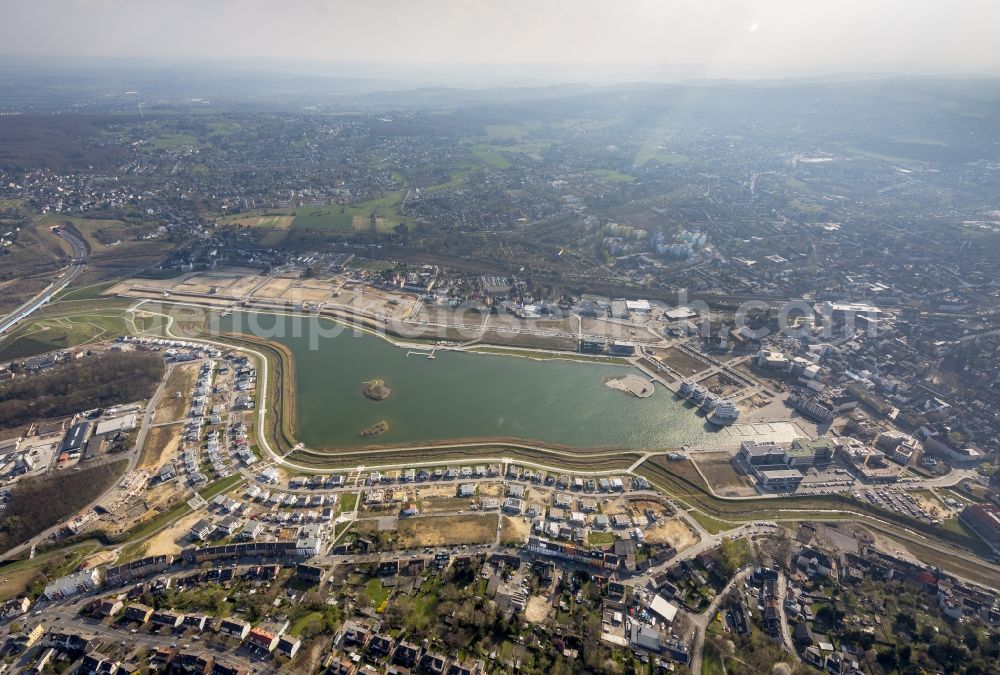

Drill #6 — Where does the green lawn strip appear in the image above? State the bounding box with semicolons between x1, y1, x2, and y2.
288;444;639;473
290;610;327;637
634;459;991;556
587;531;616;546
198;474;244;501
1;539;103;575
113;502;192;544
688;511;732;535
52;281;118;302
365;578;391;608
338;492;359;513
590;168;635;183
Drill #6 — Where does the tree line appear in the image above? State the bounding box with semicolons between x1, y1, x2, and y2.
0;351;164;430
0;459;127;553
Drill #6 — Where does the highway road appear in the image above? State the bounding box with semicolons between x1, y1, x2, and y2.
0;226;88;336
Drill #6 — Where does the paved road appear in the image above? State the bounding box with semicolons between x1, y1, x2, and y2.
126;299;1000;586
0;227;87;335
0;353;181;564
775;568;799;661
687;567;751;675
19;596;267;674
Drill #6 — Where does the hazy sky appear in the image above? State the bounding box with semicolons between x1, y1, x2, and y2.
4;0;999;79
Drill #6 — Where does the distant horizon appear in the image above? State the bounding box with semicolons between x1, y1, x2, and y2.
3;53;1000;90
4;0;1000;83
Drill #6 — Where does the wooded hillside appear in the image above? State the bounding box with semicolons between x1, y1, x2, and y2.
0;351;164;430
0;459;127;552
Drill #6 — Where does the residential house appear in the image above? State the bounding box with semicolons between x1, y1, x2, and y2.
219;618;251;640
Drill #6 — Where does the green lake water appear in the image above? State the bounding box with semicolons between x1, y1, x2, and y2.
222;313;719;449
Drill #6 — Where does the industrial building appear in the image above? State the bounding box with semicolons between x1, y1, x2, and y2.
59;422;91;455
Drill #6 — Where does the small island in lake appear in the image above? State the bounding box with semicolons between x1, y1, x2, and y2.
360;419;390;437
362;378;392;401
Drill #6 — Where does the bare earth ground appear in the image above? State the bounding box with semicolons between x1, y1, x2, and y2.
139;424;184;471
499;516;530;545
220;215;294;229
627;498;672;517
255;277;295;298
524;596;550;623
153;362;201;424
644;518;699;550
0;567;45;602
652;347;707;376
142;479;192;515
418;497;477;514
396;514;499;547
79;550;118;569
694;452;758;497
102;480;190;538
143;509;205;557
415;484;466;499
697;373;743;397
479;483;503;498
280;282;331;304
913;491;947;520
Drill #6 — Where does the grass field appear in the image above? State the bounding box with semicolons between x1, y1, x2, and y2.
53;280;118;302
218;214;295;229
695;453;754;497
0;298;132;360
634;147;689;166
365;578;391;608
291;193;412;232
484;124;535;140
470;145;512;169
258;229;288;246
590;168;635;183
688;511;733;535
789;197;824;214
148;133;199;149
587;531;616;546
338;492;359;514
0;540;102;601
702;645;725;675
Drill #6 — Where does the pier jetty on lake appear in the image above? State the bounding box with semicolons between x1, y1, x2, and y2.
604;374;655;398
